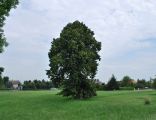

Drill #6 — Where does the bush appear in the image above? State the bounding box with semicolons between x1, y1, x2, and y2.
144;97;151;105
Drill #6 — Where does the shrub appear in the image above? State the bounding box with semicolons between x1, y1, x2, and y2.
144;97;151;105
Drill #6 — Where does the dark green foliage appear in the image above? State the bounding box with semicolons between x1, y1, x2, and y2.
0;67;4;88
3;76;9;88
106;75;119;90
0;75;3;88
0;67;4;74
120;76;134;87
47;21;101;99
153;78;156;89
95;79;106;90
146;80;152;88
23;80;53;90
135;79;146;89
0;0;19;53
0;67;10;89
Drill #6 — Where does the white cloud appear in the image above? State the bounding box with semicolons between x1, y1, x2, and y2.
0;0;156;82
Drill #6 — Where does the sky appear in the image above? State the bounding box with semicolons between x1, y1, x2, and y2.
0;0;156;82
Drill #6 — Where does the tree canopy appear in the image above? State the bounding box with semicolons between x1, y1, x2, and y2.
121;76;133;87
47;21;101;99
0;0;19;53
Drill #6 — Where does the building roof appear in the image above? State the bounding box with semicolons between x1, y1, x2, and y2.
10;80;20;85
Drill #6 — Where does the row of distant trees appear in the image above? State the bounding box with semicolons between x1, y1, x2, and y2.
95;75;156;91
0;67;53;90
23;80;53;90
22;75;156;91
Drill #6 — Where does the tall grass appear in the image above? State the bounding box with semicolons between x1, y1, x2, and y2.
0;90;156;120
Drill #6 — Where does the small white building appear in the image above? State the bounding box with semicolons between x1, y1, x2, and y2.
10;80;21;90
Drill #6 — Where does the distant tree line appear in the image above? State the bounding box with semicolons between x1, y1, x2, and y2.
22;80;53;90
0;68;53;90
95;75;156;91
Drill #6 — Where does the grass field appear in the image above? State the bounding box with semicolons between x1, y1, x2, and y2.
0;90;156;120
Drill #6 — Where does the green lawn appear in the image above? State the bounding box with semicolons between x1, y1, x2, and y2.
0;90;156;120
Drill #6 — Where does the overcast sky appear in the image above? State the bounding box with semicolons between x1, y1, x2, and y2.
0;0;156;82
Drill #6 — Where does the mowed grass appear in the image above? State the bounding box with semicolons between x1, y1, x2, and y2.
0;90;156;120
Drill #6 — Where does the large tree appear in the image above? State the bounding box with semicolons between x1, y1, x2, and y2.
47;21;101;99
0;0;19;53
